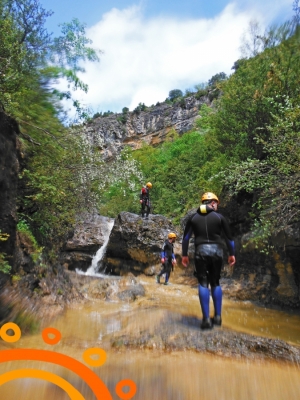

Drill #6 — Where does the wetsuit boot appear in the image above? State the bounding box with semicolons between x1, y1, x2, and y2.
164;273;169;285
211;286;222;326
198;285;212;329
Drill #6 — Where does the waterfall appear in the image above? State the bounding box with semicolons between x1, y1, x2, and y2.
76;220;114;277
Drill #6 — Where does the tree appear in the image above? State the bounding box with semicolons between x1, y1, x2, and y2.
208;72;227;88
239;20;264;58
0;0;100;120
168;89;183;101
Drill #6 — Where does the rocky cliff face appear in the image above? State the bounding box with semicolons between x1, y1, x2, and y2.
219;193;300;308
81;95;209;160
0;112;20;279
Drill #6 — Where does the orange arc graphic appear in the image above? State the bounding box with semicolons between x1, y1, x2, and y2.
0;349;113;400
0;369;85;400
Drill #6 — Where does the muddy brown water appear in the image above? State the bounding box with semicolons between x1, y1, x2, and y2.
0;276;300;399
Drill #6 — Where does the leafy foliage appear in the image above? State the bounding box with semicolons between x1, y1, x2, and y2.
96;147;145;217
0;0;100;119
168;89;183;101
131;126;223;223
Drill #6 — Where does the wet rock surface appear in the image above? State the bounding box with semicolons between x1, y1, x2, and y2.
68;272;146;302
102;212;181;276
60;214;114;271
65;272;300;365
110;310;300;364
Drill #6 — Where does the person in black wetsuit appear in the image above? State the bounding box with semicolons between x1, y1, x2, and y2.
156;232;177;285
181;192;236;330
140;182;152;218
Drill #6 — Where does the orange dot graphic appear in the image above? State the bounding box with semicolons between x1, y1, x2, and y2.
0;322;21;343
0;369;84;400
0;324;137;399
42;327;62;345
0;349;113;399
83;347;107;367
115;379;137;400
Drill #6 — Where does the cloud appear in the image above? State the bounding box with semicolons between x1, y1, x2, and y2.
68;0;292;114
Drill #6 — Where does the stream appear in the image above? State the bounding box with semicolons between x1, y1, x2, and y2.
0;275;300;400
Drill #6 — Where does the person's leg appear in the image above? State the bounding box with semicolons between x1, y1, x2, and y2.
195;248;212;329
164;272;169;284
145;202;150;218
197;280;210;319
164;261;172;285
141;201;145;218
156;262;167;283
209;252;223;326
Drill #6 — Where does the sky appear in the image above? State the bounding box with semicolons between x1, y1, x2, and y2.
40;0;294;116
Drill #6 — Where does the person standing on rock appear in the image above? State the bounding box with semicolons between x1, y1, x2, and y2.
156;232;177;285
181;192;236;330
140;182;152;218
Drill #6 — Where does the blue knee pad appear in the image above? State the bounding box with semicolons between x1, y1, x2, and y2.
198;284;210;319
211;286;222;316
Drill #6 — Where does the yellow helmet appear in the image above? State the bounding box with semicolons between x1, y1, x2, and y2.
201;192;219;204
168;232;177;239
146;182;152;189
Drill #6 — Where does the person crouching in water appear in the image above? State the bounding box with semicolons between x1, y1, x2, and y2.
181;192;236;330
156;232;177;285
140;182;152;218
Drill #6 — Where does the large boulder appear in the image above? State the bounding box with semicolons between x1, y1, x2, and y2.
60;214;114;272
102;212;181;276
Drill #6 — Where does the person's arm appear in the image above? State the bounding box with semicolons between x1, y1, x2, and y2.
221;215;236;266
161;242;166;264
182;218;193;267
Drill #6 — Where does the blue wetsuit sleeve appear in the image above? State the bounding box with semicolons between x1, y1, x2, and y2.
224;237;235;256
161;241;166;258
182;218;193;256
221;215;235;256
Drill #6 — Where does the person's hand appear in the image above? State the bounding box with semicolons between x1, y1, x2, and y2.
182;256;189;267
172;259;177;265
161;258;165;264
228;255;236;266
140;200;143;204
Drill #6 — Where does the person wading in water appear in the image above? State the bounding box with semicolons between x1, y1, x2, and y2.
156;232;177;285
181;192;236;330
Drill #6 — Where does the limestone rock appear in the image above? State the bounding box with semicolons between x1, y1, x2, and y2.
80;95;209;161
102;212;181;276
60;214;114;271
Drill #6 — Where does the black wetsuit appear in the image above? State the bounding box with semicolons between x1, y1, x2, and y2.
157;239;175;282
182;205;235;287
140;186;151;217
